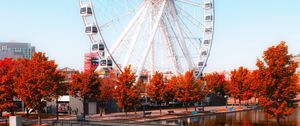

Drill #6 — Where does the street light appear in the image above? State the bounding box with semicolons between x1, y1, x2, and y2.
224;95;228;109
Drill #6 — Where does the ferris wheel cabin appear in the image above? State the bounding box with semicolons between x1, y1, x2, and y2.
198;62;204;67
92;43;105;52
205;15;213;22
203;40;210;45
85;25;98;35
80;5;92;16
205;27;213;33
204;2;213;9
201;50;208;56
100;58;113;67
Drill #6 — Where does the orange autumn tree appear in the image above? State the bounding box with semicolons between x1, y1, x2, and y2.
14;52;65;125
256;41;300;124
146;72;165;115
176;70;203;111
0;58;19;115
203;72;228;96
228;67;252;105
97;71;116;117
249;70;263;104
114;66;140;116
69;68;101;119
163;76;179;104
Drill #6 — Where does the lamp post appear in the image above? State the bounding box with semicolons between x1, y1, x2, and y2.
224;95;228;108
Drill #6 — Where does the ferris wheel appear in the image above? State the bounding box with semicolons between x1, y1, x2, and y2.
79;0;215;79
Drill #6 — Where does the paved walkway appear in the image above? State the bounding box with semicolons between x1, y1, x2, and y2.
84;105;245;122
4;105;252;125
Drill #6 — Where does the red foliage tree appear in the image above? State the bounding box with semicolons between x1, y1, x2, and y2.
97;72;116;117
0;58;19;115
249;70;263;104
14;52;65;125
69;68;101;119
228;67;252;105
146;72;165;114
256;42;300;124
163;76;179;103
203;72;228;96
114;66;140;116
176;71;203;111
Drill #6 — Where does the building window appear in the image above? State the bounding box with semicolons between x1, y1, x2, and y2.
15;48;21;52
1;46;7;51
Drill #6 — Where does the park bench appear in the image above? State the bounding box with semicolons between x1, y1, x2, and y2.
168;110;175;114
76;114;84;121
144;112;152;117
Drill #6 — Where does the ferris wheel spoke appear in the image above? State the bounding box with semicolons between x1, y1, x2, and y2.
177;14;201;53
169;1;194;69
175;0;204;8
177;5;205;29
100;3;143;29
136;0;167;80
109;2;149;55
159;19;182;75
122;4;149;69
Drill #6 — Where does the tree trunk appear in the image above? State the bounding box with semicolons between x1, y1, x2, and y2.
159;102;162;115
56;98;59;120
234;99;236;106
38;111;42;126
143;105;145;118
124;106;127;117
276;116;281;126
26;108;29;118
10;108;15;116
185;102;188;112
100;102;104;117
83;95;86;121
239;99;241;106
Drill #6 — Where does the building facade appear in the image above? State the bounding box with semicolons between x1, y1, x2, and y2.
84;52;98;73
0;42;35;59
294;54;300;73
0;42;35;112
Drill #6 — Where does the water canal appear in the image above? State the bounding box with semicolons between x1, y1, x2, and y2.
151;107;300;126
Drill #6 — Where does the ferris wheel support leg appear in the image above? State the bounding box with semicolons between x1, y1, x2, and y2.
150;41;155;77
109;2;149;55
169;1;194;70
136;0;167;81
150;3;155;78
122;5;149;69
159;20;181;75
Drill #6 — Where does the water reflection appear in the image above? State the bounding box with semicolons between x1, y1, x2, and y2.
156;107;300;126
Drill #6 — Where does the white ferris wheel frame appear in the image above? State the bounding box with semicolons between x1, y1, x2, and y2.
79;0;215;80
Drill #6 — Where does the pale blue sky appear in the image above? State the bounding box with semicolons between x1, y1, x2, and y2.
0;0;299;72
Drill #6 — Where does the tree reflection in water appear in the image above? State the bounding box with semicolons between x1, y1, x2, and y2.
156;108;300;126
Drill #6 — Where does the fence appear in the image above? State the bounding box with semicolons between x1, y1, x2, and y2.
50;120;167;126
